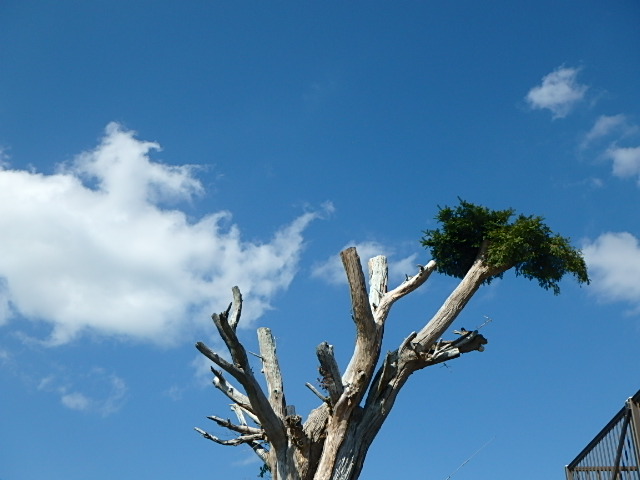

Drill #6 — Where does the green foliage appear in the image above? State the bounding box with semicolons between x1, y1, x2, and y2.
421;199;590;294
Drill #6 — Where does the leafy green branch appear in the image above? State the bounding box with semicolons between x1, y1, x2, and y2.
421;199;589;294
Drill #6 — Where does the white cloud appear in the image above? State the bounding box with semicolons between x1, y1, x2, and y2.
0;123;324;345
581;114;629;148
389;253;420;281
606;146;640;182
37;368;128;415
583;232;640;311
67;122;204;206
311;241;419;287
61;392;91;411
526;66;588;119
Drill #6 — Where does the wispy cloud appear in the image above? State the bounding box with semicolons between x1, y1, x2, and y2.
581;114;630;148
0;146;9;168
163;385;184;401
525;66;588;119
579;113;640;185
311;241;419;287
0;348;10;363
0;123;326;345
583;232;640;312
37;368;128;415
61;392;91;411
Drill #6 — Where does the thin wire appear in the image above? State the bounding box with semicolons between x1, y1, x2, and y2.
477;315;493;330
442;436;496;480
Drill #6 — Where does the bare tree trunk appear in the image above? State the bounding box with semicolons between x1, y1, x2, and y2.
326;247;497;480
195;247;491;480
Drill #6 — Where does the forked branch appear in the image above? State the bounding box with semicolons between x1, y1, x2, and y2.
207;415;263;435
339;248;378;398
194;427;264;446
196;289;287;451
374;260;437;323
209;367;255;418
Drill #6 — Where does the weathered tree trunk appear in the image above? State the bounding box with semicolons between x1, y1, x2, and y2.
195;247;491;480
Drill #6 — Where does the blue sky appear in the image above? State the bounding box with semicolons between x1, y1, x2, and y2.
1;1;639;479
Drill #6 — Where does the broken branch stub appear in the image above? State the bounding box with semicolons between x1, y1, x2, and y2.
316;342;344;404
257;327;287;420
229;286;243;331
368;255;388;313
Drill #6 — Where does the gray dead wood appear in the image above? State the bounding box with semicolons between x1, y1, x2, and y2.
195;247;490;480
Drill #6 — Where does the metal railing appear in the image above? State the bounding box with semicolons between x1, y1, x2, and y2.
566;389;640;480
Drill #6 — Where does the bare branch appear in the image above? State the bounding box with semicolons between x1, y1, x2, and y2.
227;405;271;463
368;255;388;312
377;350;399;390
374;260;437;324
316;342;344;404
229;403;262;436
250;442;269;464
230;403;249;425
207;415;263;435
211;309;251;371
196;342;244;380
239;408;262;428
196;342;272;429
339;248;379;396
197;289;287;451
305;382;330;404
257;327;287;419
315;248;385;478
196;395;270;463
361;254;492;422
423;330;487;366
194;427;264;446
357;258;437;412
451;329;488;353
399;331;418;354
341;248;375;335
210;367;254;414
413;245;496;352
229;286;243;331
364;349;398;408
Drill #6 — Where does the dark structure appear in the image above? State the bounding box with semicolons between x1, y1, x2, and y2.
566;389;640;480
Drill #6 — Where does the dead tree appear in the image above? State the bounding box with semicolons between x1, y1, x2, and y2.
194;200;589;480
